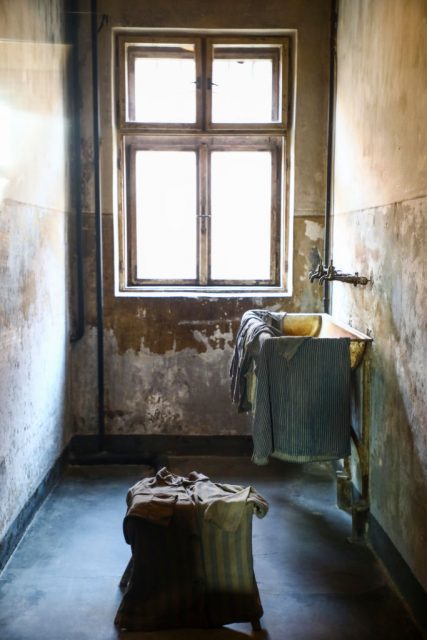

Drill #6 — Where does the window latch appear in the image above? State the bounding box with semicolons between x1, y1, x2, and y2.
193;77;202;90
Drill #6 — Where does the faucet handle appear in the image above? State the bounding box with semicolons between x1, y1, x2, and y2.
308;260;325;282
319;260;336;284
315;261;325;277
326;260;336;278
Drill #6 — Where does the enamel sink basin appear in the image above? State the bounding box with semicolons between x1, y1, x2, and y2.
282;313;372;369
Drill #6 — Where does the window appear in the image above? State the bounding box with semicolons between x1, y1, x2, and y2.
116;34;289;293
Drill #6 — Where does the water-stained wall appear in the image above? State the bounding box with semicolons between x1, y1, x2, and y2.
332;0;427;590
0;0;72;541
71;0;331;436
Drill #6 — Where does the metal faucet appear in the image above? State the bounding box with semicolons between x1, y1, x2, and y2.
319;260;336;284
308;261;327;283
309;260;371;287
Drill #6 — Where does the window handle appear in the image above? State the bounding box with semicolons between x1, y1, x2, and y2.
193;77;202;89
206;78;218;89
198;212;211;234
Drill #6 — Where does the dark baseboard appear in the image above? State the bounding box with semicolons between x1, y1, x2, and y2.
0;446;69;573
68;434;253;464
368;513;427;636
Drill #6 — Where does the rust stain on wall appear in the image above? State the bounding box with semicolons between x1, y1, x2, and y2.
72;208;327;436
85;213;324;356
104;299;260;356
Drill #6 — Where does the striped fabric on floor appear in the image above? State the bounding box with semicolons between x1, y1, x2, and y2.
199;504;262;625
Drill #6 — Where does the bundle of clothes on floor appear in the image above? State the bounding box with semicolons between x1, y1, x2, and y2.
230;309;351;465
115;467;268;631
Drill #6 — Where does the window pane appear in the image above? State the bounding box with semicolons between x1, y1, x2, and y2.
132;45;196;122
210;151;272;280
212;53;274;123
135;151;197;280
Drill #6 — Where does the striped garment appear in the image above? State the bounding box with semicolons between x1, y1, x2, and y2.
252;337;351;465
115;468;267;631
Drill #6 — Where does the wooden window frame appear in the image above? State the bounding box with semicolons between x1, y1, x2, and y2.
205;37;288;131
208;48;281;123
127;46;197;124
116;33;290;293
124;135;283;288
118;35;203;131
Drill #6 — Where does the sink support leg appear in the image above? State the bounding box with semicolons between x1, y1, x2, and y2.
336;470;352;512
350;500;369;544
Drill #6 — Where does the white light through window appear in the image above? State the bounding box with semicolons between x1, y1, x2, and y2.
135;151;197;280
212;58;273;123
134;57;196;123
211;151;272;280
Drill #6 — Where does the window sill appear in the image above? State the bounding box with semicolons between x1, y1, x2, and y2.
114;286;292;299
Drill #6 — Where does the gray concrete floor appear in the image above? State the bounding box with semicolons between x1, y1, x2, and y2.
0;456;424;640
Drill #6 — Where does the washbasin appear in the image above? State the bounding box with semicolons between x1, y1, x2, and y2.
282;313;372;369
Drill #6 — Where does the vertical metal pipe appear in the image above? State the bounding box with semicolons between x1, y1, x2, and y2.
323;0;338;314
69;0;85;343
91;0;105;450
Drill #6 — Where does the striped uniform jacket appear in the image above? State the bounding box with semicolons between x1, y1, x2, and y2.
252;337;351;465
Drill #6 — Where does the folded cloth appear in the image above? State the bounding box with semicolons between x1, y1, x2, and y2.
126;494;178;527
124;468;210;536
252;337;351;464
185;479;269;532
124;467;268;532
230;309;286;412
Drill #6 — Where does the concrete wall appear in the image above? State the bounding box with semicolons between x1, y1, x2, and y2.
332;0;427;590
72;0;331;436
0;0;72;540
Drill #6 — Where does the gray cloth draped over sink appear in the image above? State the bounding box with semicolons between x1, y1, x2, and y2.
115;467;268;631
230;308;286;412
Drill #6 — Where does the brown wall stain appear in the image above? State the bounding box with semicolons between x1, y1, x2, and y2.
71;210;325;436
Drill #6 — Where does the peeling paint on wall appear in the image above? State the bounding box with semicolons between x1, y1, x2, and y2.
304;219;324;243
333;0;427;591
